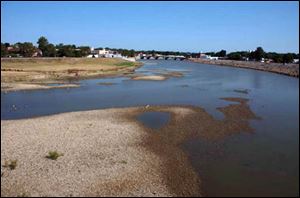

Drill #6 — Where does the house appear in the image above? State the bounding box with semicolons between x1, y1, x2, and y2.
105;53;122;58
293;59;299;64
87;47;123;59
265;59;273;63
91;48;111;56
32;49;43;57
199;53;218;60
199;53;209;59
7;46;14;51
208;56;218;60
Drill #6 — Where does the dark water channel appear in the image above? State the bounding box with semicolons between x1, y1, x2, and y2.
1;60;299;196
136;111;170;130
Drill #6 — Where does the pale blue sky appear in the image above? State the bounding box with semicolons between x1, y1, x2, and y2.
1;1;299;53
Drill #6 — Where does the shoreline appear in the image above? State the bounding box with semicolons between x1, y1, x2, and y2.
1;98;259;196
1;58;143;92
188;58;299;78
1;82;81;92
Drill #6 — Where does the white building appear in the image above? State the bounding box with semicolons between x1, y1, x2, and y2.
199;53;218;60
88;48;116;58
92;48;111;56
87;47;134;61
208;56;219;60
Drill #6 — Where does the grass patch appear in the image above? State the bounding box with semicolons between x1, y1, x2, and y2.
3;160;18;170
115;62;135;67
46;151;64;160
120;160;127;164
17;192;30;197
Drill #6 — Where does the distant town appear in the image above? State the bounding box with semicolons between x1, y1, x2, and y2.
1;36;299;64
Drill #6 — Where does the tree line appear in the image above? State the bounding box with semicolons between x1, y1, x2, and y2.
1;37;299;64
226;47;298;63
1;36;91;58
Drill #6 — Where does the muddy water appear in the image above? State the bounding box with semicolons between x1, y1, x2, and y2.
137;111;170;129
1;60;299;196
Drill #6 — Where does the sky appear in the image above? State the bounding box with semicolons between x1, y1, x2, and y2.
1;1;299;53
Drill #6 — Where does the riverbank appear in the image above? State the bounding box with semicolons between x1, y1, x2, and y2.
1;98;259;197
1;58;142;91
188;58;299;77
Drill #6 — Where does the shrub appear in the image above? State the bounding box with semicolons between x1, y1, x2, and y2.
120;160;127;164
46;151;63;160
3;160;17;170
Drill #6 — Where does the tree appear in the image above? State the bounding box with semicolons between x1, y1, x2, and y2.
227;52;242;60
282;53;294;63
4;43;10;48
272;54;283;63
1;43;8;57
254;47;265;61
76;46;91;57
44;44;56;57
37;36;49;55
18;42;36;57
205;52;216;56
216;50;226;57
56;44;75;57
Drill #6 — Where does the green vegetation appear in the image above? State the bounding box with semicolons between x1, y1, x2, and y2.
17;192;30;197
227;52;242;60
1;43;8;57
46;151;64;160
115;62;136;67
1;36;298;64
226;47;298;63
1;36;91;58
205;50;227;57
37;36;49;55
3;160;18;170
16;42;36;57
120;160;127;164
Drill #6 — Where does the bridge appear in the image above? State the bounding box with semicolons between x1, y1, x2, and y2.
137;54;186;61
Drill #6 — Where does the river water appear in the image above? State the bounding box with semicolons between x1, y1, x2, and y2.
1;60;299;196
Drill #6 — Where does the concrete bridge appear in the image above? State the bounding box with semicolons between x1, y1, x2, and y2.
137;54;186;61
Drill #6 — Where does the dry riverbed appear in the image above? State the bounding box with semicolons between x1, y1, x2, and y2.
129;71;185;81
1;97;259;197
1;58;141;92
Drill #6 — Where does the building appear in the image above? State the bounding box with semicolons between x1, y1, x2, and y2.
208;56;219;60
198;53;208;59
199;53;218;60
32;49;43;57
87;48;123;59
90;48;111;56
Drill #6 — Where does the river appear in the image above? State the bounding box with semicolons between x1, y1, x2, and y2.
1;60;299;196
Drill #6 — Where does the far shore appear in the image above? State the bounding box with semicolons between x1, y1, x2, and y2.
188;58;299;78
1;57;142;92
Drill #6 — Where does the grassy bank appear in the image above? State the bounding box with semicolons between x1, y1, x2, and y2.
189;58;299;77
1;58;141;91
